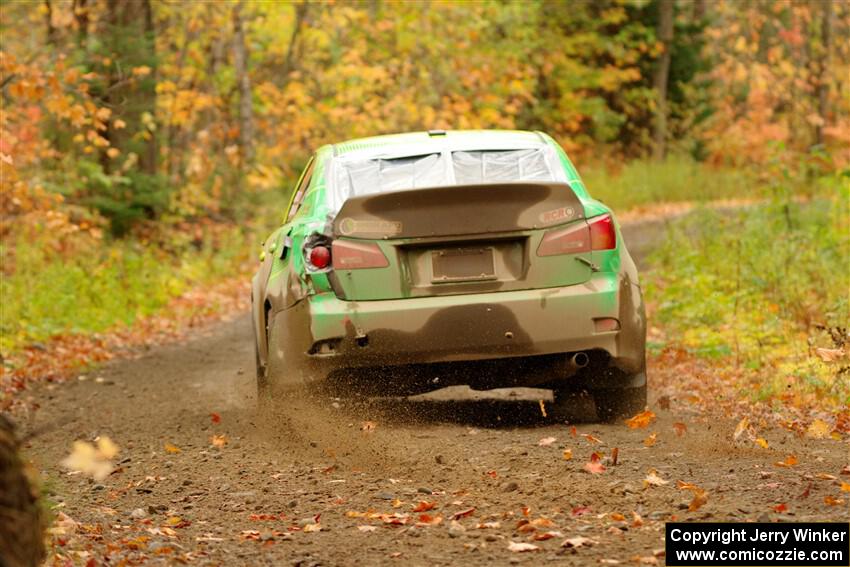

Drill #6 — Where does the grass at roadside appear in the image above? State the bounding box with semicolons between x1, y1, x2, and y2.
0;224;256;355
643;176;850;413
581;156;759;210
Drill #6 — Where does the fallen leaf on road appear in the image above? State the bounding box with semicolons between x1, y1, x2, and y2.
96;437;119;459
451;507;475;520
563;448;573;461
643;432;657;447
538;436;556;446
210;412;221;424
416;514;443;526
775;455;798;468
476;521;501;529
569;426;577;437
61;437;119;481
581;433;602;444
584;452;606;474
47;512;79;536
625;410;656;429
610;512;626;521
533;530;563;541
164;443;181;454
755;438;769;449
824;496;844;506
677;481;708;510
210;434;227;448
733;417;753;442
643;469;668;487
517;517;555;533
806;419;832;439
611;447;619;465
508;541;539;552
688;490;708;511
774;503;788;513
561;536;597;548
841;482;850;493
815;347;846;362
380;513;409;525
412;501;436;512
357;525;377;532
672;422;687;436
361;421;377;432
391;498;404;509
303;523;321;532
815;473;837;480
631;511;644;527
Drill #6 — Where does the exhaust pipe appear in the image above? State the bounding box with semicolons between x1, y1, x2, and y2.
569;352;589;369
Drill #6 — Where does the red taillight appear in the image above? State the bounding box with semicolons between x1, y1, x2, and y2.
589;214;616;250
537;223;591;257
331;240;389;269
308;245;331;269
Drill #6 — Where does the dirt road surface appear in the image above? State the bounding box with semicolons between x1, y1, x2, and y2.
20;222;849;566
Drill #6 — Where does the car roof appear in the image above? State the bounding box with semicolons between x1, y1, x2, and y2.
330;130;551;160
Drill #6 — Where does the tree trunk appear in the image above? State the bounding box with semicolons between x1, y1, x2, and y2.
232;1;254;164
101;0;158;176
0;415;46;567
44;0;57;45
815;0;833;146
281;2;309;84
693;0;707;21
652;0;674;161
73;0;89;47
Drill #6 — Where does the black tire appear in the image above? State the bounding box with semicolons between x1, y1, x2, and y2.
591;384;647;422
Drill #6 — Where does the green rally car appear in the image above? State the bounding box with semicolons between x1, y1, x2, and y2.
251;130;646;420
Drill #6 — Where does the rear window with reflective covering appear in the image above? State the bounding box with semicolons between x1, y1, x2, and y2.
327;147;564;214
452;149;554;184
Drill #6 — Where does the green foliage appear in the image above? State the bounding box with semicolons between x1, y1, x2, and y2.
0;227;252;354
644;173;850;405
580;156;756;210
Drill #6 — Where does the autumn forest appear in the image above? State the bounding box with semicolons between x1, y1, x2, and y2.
0;1;849;564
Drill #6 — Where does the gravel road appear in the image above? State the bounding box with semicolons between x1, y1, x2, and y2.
20;221;848;566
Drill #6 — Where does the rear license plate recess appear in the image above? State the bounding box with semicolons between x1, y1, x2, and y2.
431;247;496;283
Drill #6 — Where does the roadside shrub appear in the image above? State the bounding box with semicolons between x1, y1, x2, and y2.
0;223;254;355
645;173;850;407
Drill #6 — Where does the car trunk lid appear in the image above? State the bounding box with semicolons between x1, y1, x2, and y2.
329;182;593;300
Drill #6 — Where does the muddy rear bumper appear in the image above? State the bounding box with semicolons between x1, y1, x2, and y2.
267;272;645;386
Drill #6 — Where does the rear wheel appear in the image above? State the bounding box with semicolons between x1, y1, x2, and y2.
591;384;647;422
